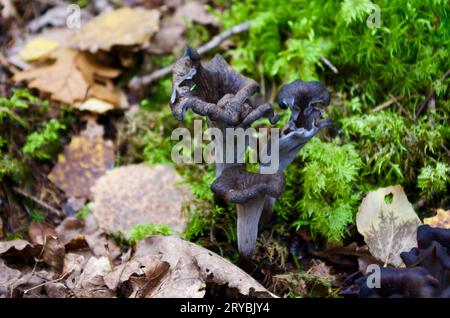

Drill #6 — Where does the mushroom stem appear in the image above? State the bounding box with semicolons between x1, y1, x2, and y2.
207;119;248;177
236;196;266;263
260;196;276;225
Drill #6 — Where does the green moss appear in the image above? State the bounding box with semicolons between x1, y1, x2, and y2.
30;210;45;222
417;162;450;198
219;0;450;111
127;223;174;243
22;119;66;160
75;205;92;220
291;138;362;241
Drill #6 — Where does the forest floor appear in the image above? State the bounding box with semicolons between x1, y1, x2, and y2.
0;0;449;298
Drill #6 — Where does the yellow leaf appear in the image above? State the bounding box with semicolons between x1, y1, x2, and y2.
19;37;60;62
424;209;450;229
78;98;114;114
71;7;160;52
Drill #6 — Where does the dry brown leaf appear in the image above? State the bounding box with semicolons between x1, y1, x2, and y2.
13;48;124;110
91;164;190;234
8;269;56;298
55;215;121;262
0;259;22;297
13;49;88;104
0;240;36;262
86;83;126;107
134;236;272;298
104;255;169;292
71;7;160;52
424;209;450;229
66;255;114;298
356;185;422;267
28;222;65;272
48;126;115;200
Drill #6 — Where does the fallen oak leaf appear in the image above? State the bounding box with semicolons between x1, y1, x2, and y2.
356;185;422;267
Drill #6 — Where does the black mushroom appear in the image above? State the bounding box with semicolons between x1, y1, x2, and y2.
277;79;331;133
211;164;285;266
356;225;450;298
170;47;279;176
259;80;332;221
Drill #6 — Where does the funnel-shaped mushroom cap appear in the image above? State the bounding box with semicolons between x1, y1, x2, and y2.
277;80;330;110
211;164;285;204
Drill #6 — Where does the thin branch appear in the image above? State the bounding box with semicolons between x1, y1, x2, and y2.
320;56;338;74
415;68;450;119
13;187;64;217
389;94;414;122
371;95;402;113
23;272;70;294
31;235;47;275
129;21;252;89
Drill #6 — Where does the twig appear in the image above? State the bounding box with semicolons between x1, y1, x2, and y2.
23;272;70;294
416;68;450;119
389;94;414;122
320;56;338;74
31;235;47;275
129;21;252;89
371;95;402;113
441;143;450;157
12;187;64;217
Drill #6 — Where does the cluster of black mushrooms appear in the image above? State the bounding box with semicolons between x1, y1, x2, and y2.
170;47;332;269
169;47;450;297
